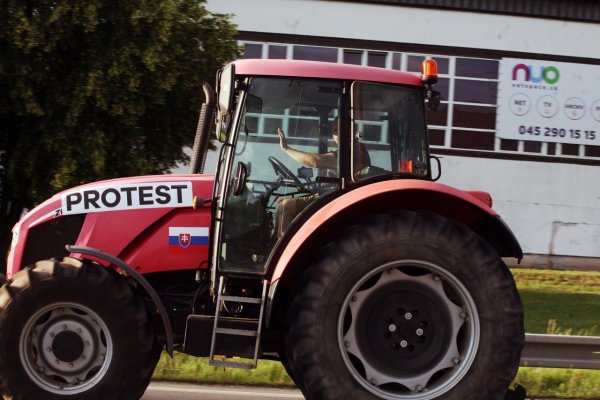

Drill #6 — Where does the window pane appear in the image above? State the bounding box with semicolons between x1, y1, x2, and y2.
368;52;386;68
500;139;518;151
352;82;429;180
407;56;449;74
561;143;580;156
293;45;337;62
434;77;449;101
392;53;402;70
344;50;362;65
268;45;287;59
428;129;445;146
454;79;498;104
243;43;262;59
523;141;542;153
547;142;556;155
426;103;448;126
452;105;496;129
455;58;498;79
451;130;495;150
585;145;600;157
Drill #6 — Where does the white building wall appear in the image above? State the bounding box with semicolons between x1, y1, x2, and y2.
207;0;599;58
205;0;600;262
438;156;600;258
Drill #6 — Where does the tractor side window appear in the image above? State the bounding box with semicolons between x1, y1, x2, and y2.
219;77;342;274
351;82;429;181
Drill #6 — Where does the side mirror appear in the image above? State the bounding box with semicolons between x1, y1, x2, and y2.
430;155;442;181
216;63;236;142
427;90;441;111
232;162;248;196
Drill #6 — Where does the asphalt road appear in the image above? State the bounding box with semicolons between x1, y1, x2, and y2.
142;382;573;400
142;382;304;400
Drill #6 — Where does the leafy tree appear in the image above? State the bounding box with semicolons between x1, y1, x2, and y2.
0;0;240;274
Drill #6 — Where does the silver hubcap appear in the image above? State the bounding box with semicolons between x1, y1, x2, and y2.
19;302;113;394
338;260;480;399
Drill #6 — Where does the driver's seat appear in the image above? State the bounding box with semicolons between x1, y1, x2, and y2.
274;195;316;238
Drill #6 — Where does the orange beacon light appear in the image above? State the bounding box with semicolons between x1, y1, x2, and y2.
421;58;438;85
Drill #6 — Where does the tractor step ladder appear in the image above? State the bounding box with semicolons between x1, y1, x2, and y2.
209;276;268;369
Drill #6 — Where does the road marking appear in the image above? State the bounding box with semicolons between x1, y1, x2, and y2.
147;385;304;398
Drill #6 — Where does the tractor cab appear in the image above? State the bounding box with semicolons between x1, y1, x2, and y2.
211;59;437;278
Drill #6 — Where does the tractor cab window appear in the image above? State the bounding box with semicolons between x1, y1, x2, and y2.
351;82;429;181
219;77;342;274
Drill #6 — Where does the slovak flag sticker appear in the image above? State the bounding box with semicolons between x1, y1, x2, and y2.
168;227;209;253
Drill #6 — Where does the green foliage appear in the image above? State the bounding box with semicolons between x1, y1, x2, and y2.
153;353;294;386
0;0;240;271
514;368;600;399
513;268;600;336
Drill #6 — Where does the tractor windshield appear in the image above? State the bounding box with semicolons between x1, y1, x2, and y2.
351;82;430;181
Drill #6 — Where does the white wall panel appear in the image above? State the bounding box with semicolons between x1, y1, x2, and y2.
206;0;600;59
438;155;600;258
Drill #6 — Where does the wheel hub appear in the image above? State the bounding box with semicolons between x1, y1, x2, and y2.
362;285;453;373
51;330;84;363
20;303;113;394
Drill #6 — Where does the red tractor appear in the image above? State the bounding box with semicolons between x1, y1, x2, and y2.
1;59;524;400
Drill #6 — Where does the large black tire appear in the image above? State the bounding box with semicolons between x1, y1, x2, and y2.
285;212;524;400
0;258;160;400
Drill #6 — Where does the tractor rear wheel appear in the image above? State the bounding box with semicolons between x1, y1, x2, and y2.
0;258;159;400
285;212;524;400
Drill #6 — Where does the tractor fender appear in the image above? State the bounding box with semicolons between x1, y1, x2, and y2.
66;245;174;356
268;179;522;285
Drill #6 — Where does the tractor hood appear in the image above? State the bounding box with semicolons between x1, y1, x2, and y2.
7;174;215;278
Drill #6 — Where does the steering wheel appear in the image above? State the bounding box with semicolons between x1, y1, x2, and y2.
268;156;304;188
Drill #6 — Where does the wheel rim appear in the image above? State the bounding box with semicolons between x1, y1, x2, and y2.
338;260;480;400
19;302;114;395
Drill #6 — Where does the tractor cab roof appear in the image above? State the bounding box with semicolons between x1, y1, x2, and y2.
231;59;424;87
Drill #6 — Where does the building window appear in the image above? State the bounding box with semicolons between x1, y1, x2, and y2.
451;130;495;150
293;45;337;62
268;45;287;59
585;145;600;157
392;53;402;70
454;79;498;104
426;104;448;126
500;139;519;151
243;43;262;59
368;52;386;68
428;129;445;146
344;50;362;65
455;58;499;79
523;141;542;153
453;105;496;130
561;143;580;156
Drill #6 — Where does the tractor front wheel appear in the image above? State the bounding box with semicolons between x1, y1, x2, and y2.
0;258;159;400
285;212;524;400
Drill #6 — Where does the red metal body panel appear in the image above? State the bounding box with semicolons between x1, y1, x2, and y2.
269;179;497;283
7;174;214;278
232;59;424;87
